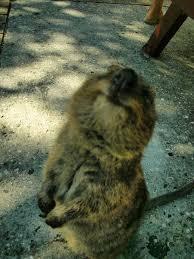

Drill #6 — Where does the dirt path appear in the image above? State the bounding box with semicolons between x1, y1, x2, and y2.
0;1;193;258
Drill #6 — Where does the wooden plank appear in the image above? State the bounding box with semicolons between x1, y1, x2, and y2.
0;7;8;15
0;0;10;8
173;0;194;19
52;0;170;6
0;15;7;34
0;0;11;53
0;1;10;15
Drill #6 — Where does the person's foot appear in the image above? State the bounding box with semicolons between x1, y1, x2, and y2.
144;9;163;25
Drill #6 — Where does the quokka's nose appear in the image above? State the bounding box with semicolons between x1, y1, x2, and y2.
112;68;137;91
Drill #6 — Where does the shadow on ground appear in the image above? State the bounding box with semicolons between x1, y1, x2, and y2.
0;0;193;258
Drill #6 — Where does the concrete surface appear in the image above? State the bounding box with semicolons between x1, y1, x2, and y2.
0;0;193;258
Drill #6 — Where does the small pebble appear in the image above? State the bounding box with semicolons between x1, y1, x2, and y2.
168;152;174;156
28;168;34;175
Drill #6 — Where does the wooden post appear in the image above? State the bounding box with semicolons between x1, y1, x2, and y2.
142;2;187;57
0;0;11;53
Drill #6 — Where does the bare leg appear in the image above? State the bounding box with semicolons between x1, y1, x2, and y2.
144;0;164;25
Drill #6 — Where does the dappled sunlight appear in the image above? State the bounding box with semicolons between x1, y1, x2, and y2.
53;1;71;8
173;143;194;156
122;31;148;43
156;66;174;77
1;0;151;71
0;96;63;143
53;72;85;95
81;45;110;59
63;8;86;17
0;57;60;87
27;33;78;53
0;173;39;217
173;56;194;70
46;17;72;26
149;59;175;77
106;41;124;50
127;20;147;32
156;98;178;115
0;1;194;257
22;6;40;13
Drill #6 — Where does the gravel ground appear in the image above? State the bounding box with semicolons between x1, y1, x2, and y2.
0;0;193;258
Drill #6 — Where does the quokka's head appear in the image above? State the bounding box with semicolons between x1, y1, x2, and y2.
70;65;157;157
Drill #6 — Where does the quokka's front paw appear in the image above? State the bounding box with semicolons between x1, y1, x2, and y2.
45;214;63;228
45;207;66;228
37;192;56;215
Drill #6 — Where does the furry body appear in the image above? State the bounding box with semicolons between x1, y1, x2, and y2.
38;65;156;258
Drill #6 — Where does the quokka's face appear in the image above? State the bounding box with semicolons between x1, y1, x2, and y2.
88;64;155;111
71;65;156;152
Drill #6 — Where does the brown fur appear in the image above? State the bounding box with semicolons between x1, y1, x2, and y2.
38;65;157;258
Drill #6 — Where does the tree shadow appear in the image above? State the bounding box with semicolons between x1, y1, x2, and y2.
0;0;194;258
